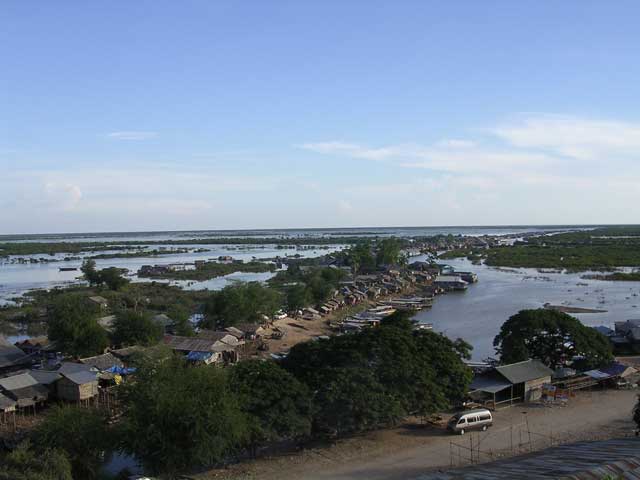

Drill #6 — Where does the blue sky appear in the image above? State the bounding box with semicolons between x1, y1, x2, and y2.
2;1;640;233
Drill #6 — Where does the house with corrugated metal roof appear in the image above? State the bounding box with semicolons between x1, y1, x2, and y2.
0;371;49;409
0;336;32;374
469;359;553;409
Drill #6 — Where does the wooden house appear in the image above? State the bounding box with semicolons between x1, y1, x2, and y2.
57;370;99;402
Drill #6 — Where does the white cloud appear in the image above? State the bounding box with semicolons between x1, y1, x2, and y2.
43;182;83;209
106;131;158;141
490;114;640;160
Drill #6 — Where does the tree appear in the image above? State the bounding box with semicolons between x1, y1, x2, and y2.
346;242;375;273
112;310;163;347
80;259;102;286
204;282;282;328
313;367;404;436
167;305;195;336
99;267;129;291
229;360;313;450
376;238;402;266
286;283;312;312
283;318;472;436
35;406;109;480
47;293;108;357
119;358;248;476
634;395;640;433
0;442;72;480
494;309;613;370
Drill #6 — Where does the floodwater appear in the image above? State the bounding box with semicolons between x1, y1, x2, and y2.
0;243;344;305
415;257;640;360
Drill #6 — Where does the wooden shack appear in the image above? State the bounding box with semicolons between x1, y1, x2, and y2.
57;370;99;402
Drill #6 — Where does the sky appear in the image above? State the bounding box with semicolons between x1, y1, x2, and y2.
2;1;640;234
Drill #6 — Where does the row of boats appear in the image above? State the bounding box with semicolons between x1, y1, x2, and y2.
338;296;434;332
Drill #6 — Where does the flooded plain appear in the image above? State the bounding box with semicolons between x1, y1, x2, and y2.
415;257;640;360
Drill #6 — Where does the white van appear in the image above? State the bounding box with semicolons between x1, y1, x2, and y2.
447;409;493;435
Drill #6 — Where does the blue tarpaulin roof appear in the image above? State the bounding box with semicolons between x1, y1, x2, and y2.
105;366;137;375
186;351;214;362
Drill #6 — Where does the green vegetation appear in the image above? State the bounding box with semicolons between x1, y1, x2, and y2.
484;244;640;270
442;227;640;271
270;265;346;310
583;272;640;281
140;261;276;281
634;395;640;431
47;293;109;357
119;357;248;477
0;236;357;257
283;312;472;436
0;442;73;480
35;406;109;480
80;259;129;290
494;309;613;370
203;282;282;328
111;310;164;347
229;359;313;450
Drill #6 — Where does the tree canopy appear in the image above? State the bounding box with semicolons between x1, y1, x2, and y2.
229;359;313;447
494;309;613;370
111;310;164;347
99;267;129;290
35;406;109;480
47;293;108;357
282;315;471;435
0;442;73;480
203;282;282;328
119;358;248;476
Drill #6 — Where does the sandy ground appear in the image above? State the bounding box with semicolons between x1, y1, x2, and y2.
198;389;638;480
260;303;372;355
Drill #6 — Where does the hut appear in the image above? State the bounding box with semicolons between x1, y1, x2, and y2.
57;370;99;403
0;336;32;375
0;372;49;411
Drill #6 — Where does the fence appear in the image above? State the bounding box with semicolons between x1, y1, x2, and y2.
449;420;563;467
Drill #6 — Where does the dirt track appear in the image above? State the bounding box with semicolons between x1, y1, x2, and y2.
200;389;638;480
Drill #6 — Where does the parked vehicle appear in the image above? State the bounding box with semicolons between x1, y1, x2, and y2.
447;408;493;435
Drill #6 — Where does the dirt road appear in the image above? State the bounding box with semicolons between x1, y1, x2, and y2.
201;389;638;480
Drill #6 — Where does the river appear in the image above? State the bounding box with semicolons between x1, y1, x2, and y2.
414;257;640;360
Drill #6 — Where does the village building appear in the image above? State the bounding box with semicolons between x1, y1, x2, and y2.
434;275;469;291
152;313;177;334
0;336;33;375
469;359;553;409
0;372;49;410
57;369;99;403
88;295;109;309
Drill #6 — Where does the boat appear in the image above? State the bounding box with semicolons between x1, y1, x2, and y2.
59;267;78;272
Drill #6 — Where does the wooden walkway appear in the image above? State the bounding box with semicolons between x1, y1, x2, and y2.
419;437;640;479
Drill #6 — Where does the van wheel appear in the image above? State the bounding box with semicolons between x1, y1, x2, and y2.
459;429;465;435
482;425;487;431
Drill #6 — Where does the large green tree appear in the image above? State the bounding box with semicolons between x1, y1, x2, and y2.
80;259;102;286
119;358;248;476
111;310;163;347
494;309;613;369
47;293;108;357
376;238;403;266
229;359;313;450
99;267;129;291
0;442;72;480
35;406;109;480
282;315;471;436
203;282;282;328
